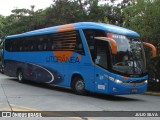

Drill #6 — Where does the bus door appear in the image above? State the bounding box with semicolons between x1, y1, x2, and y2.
94;39;110;93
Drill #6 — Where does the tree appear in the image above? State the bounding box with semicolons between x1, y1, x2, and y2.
0;15;6;38
122;0;160;91
123;0;160;45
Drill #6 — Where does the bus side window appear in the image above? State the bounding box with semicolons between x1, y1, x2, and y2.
83;29;106;61
34;36;39;51
42;36;48;51
38;37;42;51
5;40;11;52
13;39;19;51
46;38;51;51
19;44;23;51
7;38;20;52
74;31;85;55
48;35;55;51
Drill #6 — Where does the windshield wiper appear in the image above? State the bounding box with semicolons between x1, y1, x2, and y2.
131;49;143;74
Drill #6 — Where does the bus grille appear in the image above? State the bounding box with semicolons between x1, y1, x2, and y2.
122;80;146;86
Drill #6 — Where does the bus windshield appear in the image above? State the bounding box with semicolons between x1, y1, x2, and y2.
111;34;146;75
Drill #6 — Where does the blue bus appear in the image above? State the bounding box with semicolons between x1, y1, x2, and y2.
3;22;156;95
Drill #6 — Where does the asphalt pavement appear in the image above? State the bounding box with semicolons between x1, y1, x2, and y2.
0;73;160;120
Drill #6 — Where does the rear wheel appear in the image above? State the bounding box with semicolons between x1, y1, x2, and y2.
17;70;25;83
72;76;85;95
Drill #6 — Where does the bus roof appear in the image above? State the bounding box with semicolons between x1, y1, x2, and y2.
6;22;140;39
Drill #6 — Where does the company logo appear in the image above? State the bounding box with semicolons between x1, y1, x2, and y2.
1;112;42;118
46;51;81;63
2;112;11;117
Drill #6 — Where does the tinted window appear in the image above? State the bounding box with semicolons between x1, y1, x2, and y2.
5;30;84;55
83;29;106;60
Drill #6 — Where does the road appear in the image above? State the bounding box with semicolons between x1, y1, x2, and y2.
0;73;160;120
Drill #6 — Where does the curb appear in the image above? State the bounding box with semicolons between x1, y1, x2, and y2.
144;92;160;96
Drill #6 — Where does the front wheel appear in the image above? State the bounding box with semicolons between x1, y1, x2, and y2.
72;76;85;95
17;70;25;83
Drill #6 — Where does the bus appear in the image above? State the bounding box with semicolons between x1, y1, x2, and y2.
3;22;156;95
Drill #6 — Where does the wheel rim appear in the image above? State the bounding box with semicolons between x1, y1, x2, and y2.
18;72;22;81
75;80;84;91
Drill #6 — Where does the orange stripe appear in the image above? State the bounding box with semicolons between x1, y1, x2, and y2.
56;31;76;34
122;76;129;80
63;34;76;37
60;46;75;48
56;48;74;51
78;54;81;61
53;33;76;38
61;40;76;43
54;37;76;41
57;24;75;33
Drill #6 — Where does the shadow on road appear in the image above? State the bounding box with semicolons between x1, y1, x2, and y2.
7;77;143;102
88;93;143;102
7;77;73;93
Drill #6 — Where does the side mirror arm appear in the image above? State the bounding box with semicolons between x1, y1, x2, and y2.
94;37;118;55
143;42;156;57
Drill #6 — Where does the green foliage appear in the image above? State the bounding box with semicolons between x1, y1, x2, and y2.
123;0;160;45
147;56;160;91
0;0;124;37
0;15;6;38
0;0;159;42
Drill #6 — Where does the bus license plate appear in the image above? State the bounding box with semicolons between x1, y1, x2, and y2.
131;89;138;93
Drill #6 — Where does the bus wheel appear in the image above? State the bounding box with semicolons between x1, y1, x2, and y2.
17;70;25;83
72;76;85;95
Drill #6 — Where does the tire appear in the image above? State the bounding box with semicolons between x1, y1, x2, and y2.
17;70;25;83
72;76;85;95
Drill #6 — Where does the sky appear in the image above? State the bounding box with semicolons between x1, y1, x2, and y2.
0;0;53;16
0;0;122;16
99;0;122;5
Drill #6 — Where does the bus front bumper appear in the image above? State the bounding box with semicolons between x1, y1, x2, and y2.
108;81;147;95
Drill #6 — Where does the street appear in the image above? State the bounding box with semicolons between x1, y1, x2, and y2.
0;73;160;120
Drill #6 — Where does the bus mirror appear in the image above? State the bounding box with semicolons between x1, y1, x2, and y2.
107;38;118;55
95;37;118;55
143;42;156;57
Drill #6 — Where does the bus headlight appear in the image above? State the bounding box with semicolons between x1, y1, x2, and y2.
144;80;148;84
115;79;123;84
